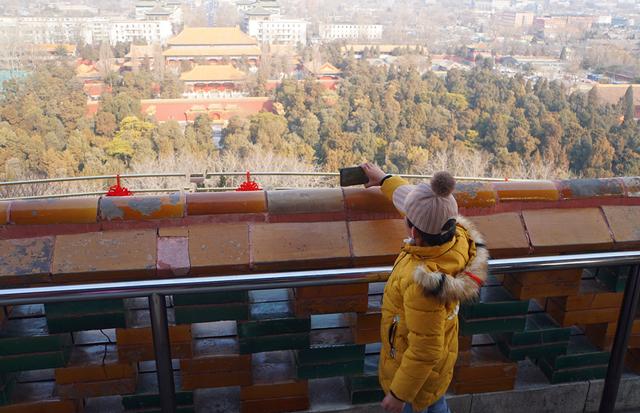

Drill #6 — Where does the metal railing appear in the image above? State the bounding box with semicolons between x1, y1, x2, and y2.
0;171;532;201
0;251;638;413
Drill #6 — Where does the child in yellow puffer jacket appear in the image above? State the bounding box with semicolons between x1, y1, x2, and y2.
360;163;489;413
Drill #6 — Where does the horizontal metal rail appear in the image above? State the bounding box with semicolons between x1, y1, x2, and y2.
0;171;530;188
0;250;636;413
0;171;531;200
0;251;638;306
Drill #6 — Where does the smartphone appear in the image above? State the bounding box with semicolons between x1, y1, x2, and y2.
339;166;369;187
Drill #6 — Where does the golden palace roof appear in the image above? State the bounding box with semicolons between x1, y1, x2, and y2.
163;46;262;58
168;27;259;47
179;64;247;82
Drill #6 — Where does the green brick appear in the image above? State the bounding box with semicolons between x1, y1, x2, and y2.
0;374;17;405
543;336;610;370
539;357;607;384
499;313;571;347
0;347;70;372
351;389;385;404
239;332;310;354
173;291;248;306
44;299;125;317
0;318;71;355
237;301;310;338
460;287;529;319
348;375;380;390
46;312;126;333
296;359;364;379
595;266;630;292
459;315;525;336
497;339;568;361
174;303;249;324
347;356;380;391
122;391;194;409
297;344;365;365
126;408;195;413
125;406;196;413
238;318;310;338
0;334;72;356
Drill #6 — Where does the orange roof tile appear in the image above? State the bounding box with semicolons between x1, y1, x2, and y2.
36;43;77;54
315;62;341;75
592;84;640;106
168;27;258;46
126;44;160;59
179;64;247;82
163;46;262;57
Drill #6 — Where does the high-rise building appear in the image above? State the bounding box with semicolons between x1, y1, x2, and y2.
318;23;383;41
109;20;173;45
135;0;183;26
495;12;536;29
246;15;308;45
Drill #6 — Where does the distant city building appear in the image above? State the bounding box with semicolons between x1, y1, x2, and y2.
0;16;114;44
495;12;535;29
318;23;383;41
135;0;183;25
0;15;175;45
236;0;281;14
164;27;262;65
472;0;511;12
109;20;173;45
533;15;596;38
245;15;308;45
49;3;99;15
612;16;635;27
595;15;613;25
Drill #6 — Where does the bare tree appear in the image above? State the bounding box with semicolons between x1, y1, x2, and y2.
97;41;115;79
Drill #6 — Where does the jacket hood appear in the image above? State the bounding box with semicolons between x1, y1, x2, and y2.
412;215;489;304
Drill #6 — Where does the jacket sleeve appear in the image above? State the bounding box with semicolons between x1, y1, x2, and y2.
389;283;446;403
380;175;410;211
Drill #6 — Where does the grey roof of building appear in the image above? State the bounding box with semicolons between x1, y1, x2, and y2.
245;5;273;15
147;5;171;14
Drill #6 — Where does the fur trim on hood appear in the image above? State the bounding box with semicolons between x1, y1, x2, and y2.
412;215;489;303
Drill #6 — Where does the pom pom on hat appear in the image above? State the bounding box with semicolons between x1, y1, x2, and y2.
430;171;456;197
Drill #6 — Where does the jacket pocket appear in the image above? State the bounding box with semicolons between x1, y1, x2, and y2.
388;315;400;359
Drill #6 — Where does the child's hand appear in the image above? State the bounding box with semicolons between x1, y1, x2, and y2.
360;162;387;188
381;393;405;413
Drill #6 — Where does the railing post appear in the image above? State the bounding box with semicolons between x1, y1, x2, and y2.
599;265;640;413
149;293;176;413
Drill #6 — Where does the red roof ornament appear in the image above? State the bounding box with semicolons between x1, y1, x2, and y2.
236;171;261;191
106;174;134;196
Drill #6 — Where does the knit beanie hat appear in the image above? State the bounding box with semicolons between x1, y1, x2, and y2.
392;172;458;235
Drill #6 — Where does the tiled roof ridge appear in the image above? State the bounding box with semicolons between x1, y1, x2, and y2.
0;176;639;234
2;176;640;287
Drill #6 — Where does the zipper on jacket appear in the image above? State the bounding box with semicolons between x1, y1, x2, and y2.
388;315;400;359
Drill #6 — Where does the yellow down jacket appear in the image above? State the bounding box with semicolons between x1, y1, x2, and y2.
378;176;489;412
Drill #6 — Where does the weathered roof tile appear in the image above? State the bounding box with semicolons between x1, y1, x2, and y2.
99;193;184;221
52;230;157;282
522;208;614;253
11;198;98;225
